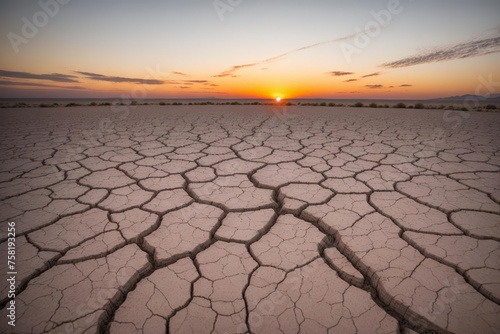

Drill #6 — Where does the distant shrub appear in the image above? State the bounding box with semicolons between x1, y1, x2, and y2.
172;102;182;105
286;102;294;106
369;103;378;108
159;102;167;105
320;102;327;106
486;104;497;110
461;107;468;111
394;103;406;108
130;100;138;105
414;103;424;109
99;102;111;106
328;103;336;107
383;104;389;108
354;102;364;107
231;101;241;105
65;102;80;107
89;102;97;106
408;105;414;108
39;103;51;108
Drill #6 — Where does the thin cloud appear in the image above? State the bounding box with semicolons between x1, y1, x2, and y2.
381;30;500;68
213;31;364;77
400;84;413;87
212;73;232;78
365;84;383;89
328;71;354;76
362;72;380;78
76;71;164;85
172;71;189;77
344;79;358;82
212;63;258;78
0;70;79;83
0;80;83;89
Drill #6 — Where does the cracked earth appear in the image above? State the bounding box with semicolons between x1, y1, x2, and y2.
0;106;499;334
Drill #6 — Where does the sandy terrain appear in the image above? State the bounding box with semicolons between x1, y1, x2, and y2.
0;105;499;334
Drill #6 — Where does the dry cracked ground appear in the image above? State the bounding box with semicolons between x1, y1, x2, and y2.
0;105;499;334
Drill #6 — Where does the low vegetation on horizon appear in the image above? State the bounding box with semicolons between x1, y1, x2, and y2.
0;101;498;112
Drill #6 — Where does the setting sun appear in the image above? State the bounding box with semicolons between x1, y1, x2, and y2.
276;97;281;102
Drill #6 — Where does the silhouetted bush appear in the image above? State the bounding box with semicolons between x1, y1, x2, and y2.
99;102;112;106
414;103;424;109
394;103;406;108
89;102;97;106
328;103;336;107
320;102;327;106
369;103;378;108
353;102;364;107
486;104;497;110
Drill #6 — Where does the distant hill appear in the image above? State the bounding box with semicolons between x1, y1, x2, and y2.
424;94;500;103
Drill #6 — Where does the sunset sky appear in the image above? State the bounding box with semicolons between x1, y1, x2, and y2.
0;0;499;99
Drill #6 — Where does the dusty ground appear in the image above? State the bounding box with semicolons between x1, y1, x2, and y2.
0;105;499;334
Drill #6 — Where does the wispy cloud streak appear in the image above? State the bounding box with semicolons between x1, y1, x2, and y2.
362;72;380;78
213;31;363;77
327;71;354;76
381;31;500;68
0;70;79;83
76;71;164;85
0;80;83;89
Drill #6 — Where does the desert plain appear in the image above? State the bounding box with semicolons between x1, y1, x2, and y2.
0;105;499;334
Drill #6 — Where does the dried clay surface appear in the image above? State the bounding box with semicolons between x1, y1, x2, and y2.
0;105;499;334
